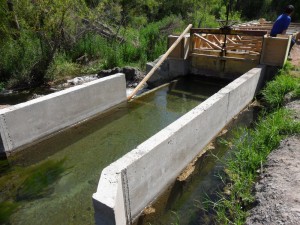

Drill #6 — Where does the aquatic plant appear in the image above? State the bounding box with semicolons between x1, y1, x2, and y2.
0;158;67;223
16;159;66;201
0;201;19;224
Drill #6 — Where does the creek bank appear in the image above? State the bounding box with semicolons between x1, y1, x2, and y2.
0;66;145;109
246;99;300;225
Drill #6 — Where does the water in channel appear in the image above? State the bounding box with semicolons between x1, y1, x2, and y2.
0;76;229;225
138;106;259;225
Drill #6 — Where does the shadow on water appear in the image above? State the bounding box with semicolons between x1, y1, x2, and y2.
136;105;261;225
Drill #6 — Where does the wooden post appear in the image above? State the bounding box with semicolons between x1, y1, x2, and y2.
127;24;193;100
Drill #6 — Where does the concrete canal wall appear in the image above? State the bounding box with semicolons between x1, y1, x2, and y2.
93;65;266;225
0;74;126;153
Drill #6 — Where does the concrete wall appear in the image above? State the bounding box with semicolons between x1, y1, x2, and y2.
0;74;126;153
93;66;266;224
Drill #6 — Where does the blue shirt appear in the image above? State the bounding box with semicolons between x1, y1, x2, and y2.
270;14;291;36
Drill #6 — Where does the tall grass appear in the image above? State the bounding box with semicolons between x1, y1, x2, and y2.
69;16;178;71
46;53;80;81
0;32;42;87
211;66;300;224
214;109;300;224
262;65;298;109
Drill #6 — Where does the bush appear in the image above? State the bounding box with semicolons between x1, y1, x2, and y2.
0;32;42;86
46;53;80;81
70;34;110;60
262;69;298;108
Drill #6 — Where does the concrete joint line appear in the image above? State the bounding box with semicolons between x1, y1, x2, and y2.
121;169;132;224
226;92;231;123
0;114;13;151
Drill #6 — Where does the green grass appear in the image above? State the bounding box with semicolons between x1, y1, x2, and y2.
46;53;81;82
262;64;300;109
0;82;5;91
210;66;300;224
213;109;300;224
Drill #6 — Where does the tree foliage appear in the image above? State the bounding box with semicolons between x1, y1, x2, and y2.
0;0;299;88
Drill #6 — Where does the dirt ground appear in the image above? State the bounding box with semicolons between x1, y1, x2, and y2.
246;98;300;225
290;42;300;68
246;43;300;225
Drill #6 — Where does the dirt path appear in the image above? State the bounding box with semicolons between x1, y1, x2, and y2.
290;42;300;67
246;40;300;224
246;100;300;225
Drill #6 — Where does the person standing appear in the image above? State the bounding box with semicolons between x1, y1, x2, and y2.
270;5;295;56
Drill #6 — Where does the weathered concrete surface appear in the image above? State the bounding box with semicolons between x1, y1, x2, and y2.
93;66;266;224
219;65;266;122
0;74;126;153
146;58;189;87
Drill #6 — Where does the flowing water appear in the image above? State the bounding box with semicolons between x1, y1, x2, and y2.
0;76;229;225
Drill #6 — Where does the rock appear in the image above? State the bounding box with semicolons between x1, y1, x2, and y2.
66;74;98;86
97;67;144;87
29;93;44;100
97;67;122;78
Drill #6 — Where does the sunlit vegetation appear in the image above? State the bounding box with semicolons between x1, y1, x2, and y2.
210;64;300;224
1;0;298;89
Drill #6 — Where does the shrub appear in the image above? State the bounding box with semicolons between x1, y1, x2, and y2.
0;32;42;86
46;53;80;81
262;70;297;108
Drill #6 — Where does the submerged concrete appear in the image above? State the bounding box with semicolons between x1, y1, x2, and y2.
0;74;126;154
93;66;266;224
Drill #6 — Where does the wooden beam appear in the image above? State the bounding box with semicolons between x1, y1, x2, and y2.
212;35;221;45
226;37;236;44
191;28;267;36
191;53;258;62
127;24;193;100
194;33;222;50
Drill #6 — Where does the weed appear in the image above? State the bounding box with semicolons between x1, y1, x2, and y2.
46;53;80;81
0;32;42;85
0;82;5;92
261;69;298;109
0;159;67;223
0;201;19;224
16;159;66;201
211;108;300;224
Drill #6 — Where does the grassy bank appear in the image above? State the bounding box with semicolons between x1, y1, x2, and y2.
212;64;300;224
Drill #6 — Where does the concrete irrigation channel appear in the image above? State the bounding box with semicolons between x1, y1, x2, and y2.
93;66;269;225
0;73;230;225
0;21;294;224
0;66;274;225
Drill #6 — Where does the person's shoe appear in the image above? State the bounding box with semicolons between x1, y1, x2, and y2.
287;55;292;61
